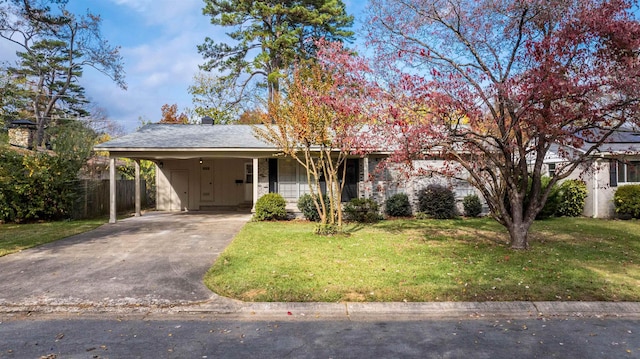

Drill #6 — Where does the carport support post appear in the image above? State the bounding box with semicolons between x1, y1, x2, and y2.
135;159;141;217
252;158;259;211
109;157;117;224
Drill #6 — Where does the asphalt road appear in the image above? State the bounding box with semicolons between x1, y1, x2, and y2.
1;314;639;358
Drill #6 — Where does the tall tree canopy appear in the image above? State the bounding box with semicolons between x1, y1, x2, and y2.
0;0;125;146
366;0;640;249
188;71;248;124
198;0;354;108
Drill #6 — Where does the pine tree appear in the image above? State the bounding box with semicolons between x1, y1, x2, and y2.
198;0;354;106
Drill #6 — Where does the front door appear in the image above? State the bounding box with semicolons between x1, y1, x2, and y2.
170;170;189;211
244;162;253;202
342;158;359;201
200;160;214;203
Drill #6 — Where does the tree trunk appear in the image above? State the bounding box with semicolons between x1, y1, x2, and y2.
507;220;531;250
35;119;46;148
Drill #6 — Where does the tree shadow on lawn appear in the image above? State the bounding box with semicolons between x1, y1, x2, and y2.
375;218;510;246
375;217;503;232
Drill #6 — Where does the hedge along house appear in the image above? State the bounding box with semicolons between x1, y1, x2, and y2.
93;123;386;223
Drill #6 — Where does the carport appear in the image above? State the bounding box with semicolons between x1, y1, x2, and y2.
94;124;279;223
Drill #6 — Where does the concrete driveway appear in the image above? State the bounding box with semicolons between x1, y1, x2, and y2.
0;212;251;308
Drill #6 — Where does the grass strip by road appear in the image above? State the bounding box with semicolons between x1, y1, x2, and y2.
0;219;105;257
205;217;640;302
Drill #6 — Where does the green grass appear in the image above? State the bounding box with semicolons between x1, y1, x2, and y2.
0;219;105;257
204;217;640;302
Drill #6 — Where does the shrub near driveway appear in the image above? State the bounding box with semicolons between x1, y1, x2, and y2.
205;217;640;302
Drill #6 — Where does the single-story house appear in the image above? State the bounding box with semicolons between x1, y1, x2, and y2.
97;122;639;222
94;123;479;222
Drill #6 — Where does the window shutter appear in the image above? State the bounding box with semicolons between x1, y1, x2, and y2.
268;158;278;193
610;159;618;187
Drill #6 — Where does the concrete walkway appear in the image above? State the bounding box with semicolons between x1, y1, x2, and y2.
1;212;640;319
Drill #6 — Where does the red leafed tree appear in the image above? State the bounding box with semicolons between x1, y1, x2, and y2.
159;103;189;124
366;0;640;249
254;40;379;230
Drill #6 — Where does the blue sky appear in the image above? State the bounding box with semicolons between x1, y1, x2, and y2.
50;0;368;133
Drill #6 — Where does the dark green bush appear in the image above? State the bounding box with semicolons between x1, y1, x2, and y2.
0;122;95;223
384;193;412;217
417;184;457;219
614;185;640;219
297;193;329;222
517;176;560;220
254;193;288;221
535;177;561;220
556;180;587;217
462;194;482;217
0;149;82;223
344;198;380;223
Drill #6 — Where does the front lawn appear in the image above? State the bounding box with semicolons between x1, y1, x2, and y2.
204;217;640;302
0;219;105;257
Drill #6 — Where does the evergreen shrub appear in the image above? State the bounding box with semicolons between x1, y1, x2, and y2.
417;184;457;219
614;185;640;219
462;194;483;217
297;193;329;222
254;193;287;221
384;193;412;217
556;180;587;217
344;198;380;223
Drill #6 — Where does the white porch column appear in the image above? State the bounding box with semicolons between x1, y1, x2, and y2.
252;157;259;211
109;157;117;224
135;159;141;217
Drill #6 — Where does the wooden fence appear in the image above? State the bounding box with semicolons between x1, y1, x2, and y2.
73;180;148;219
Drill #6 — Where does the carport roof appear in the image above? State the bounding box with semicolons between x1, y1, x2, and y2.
95;124;275;150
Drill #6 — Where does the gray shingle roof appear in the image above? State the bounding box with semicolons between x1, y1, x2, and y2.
95;124;274;150
584;128;640;153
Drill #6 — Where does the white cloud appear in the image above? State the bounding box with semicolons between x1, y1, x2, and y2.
76;0;214;131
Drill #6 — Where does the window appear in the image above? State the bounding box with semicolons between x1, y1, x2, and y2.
617;160;640;183
245;163;253;184
277;158;359;201
548;163;556;177
278;160;298;199
278;160;311;200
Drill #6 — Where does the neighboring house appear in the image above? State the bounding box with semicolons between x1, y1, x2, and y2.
544;128;640;218
94;123;474;221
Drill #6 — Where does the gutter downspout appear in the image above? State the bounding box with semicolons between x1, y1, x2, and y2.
593;158;599;218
